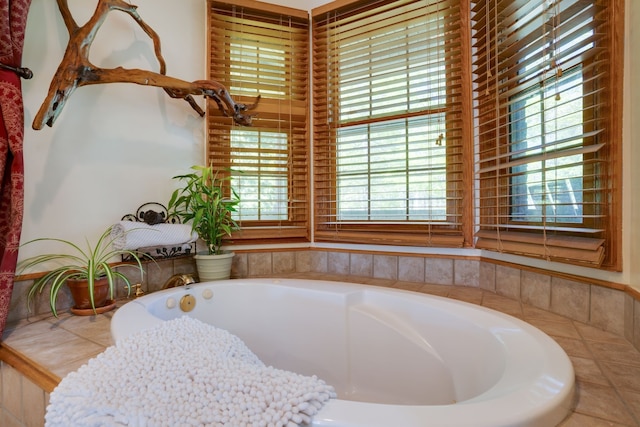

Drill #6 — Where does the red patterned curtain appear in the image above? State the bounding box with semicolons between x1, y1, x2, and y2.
0;0;31;337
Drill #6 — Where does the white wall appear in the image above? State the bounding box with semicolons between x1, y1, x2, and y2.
17;0;640;290
20;0;206;259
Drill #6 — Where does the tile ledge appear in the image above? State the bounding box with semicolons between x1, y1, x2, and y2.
0;342;60;393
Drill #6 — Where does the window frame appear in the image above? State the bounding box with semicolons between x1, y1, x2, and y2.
508;66;590;227
312;0;474;248
472;0;623;269
207;0;311;245
205;0;623;270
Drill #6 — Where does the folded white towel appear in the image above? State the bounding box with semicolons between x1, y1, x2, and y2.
110;221;197;250
45;316;336;427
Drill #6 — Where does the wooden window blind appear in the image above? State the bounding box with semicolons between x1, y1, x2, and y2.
207;1;310;244
312;0;470;248
472;0;623;268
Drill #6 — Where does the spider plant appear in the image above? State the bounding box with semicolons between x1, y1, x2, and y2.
18;225;149;316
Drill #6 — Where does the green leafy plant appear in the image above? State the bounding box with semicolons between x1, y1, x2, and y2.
18;226;148;317
168;165;240;255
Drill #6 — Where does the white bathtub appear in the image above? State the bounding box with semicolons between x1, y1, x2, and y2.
111;278;575;427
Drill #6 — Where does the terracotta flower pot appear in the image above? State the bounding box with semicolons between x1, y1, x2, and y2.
66;277;115;315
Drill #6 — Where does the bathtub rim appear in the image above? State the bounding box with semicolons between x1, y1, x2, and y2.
111;278;575;427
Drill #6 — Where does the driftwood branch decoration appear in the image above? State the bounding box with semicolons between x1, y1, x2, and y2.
33;0;259;130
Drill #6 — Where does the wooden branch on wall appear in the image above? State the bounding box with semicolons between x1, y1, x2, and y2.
32;0;259;130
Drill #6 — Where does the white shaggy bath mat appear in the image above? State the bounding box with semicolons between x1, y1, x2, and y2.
45;316;336;427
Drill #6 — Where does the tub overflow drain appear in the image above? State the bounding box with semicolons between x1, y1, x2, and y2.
180;294;196;312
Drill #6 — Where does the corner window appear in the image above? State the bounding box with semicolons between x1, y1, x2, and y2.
313;0;466;247
473;0;620;268
207;1;309;244
510;69;585;224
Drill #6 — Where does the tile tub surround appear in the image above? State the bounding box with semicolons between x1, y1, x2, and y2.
8;256;197;324
10;249;640;353
1;274;639;426
8;248;640;350
5;249;640;426
234;250;640;353
0;359;49;427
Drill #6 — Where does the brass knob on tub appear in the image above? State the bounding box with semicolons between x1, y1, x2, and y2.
180;294;196;312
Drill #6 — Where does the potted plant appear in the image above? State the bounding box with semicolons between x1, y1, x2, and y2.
168;164;240;280
18;226;148;317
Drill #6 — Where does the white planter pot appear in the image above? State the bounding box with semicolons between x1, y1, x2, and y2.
194;251;234;281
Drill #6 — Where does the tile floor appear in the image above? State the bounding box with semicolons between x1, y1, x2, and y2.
2;274;640;426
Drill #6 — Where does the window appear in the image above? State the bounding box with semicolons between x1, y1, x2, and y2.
510;68;585;224
313;0;470;247
473;0;622;268
208;1;310;244
230;129;289;221
336;117;447;222
207;0;622;269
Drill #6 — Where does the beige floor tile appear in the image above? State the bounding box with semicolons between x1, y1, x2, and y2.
49;349;106;379
574;381;637;425
47;311;113;330
349;276;395;287
570;356;611;386
445;287;484;305
303;273;352;283
481;293;523;318
558;412;634;426
2;364;22;421
5;329;105;374
576;323;632;345
2;319;58;343
3;327;79;353
0;410;23;427
617;388;640;424
22;376;46;427
85;328;114;347
600;362;640;393
523;304;574;323
554;336;594;359
416;283;452;297
3;313;52;333
49;313;115;346
526;317;582;340
390;281;424;292
587;341;640;367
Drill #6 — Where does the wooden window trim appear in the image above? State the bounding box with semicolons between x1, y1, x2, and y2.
207;1;310;245
312;0;474;248
473;0;624;270
205;0;622;270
